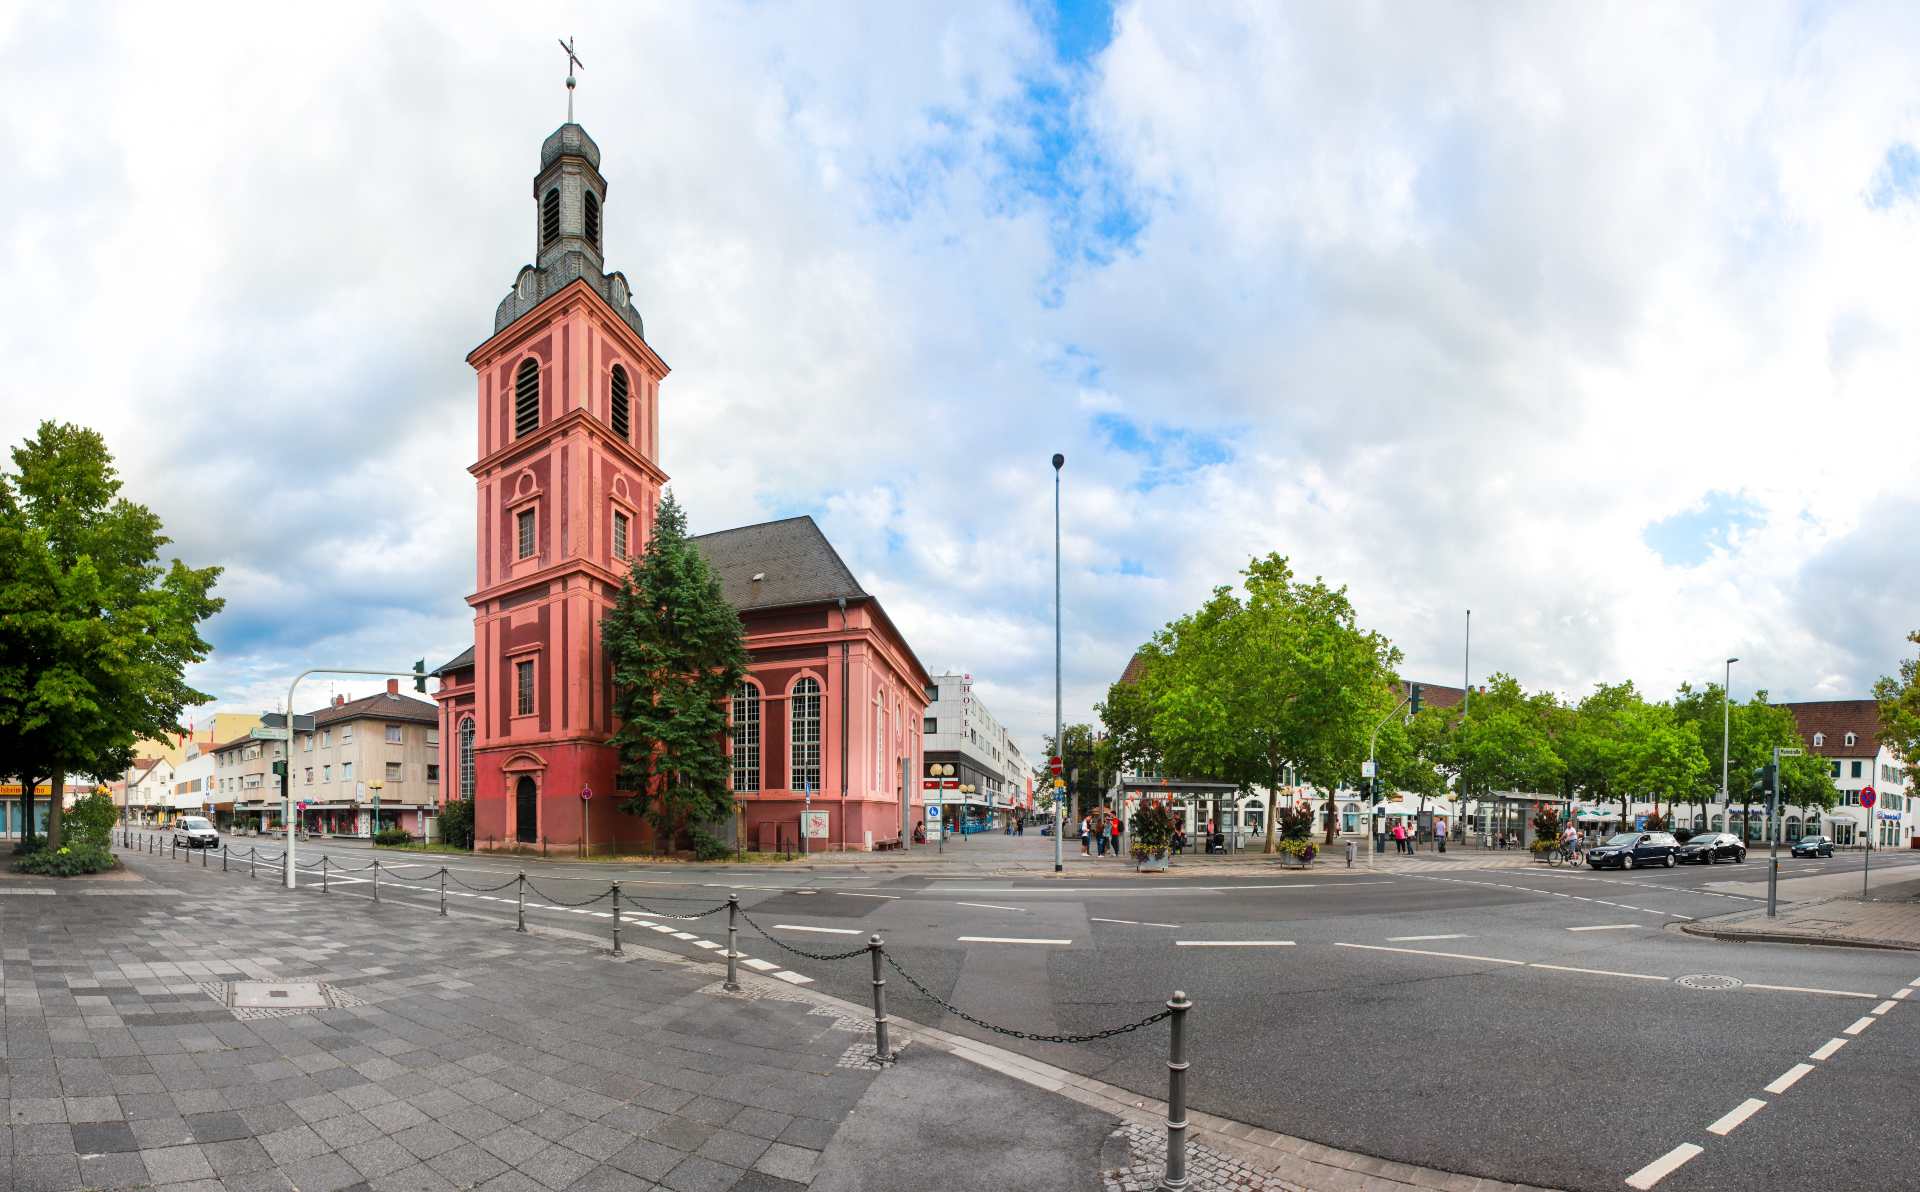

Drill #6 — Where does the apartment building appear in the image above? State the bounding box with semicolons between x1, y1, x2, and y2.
921;672;1030;832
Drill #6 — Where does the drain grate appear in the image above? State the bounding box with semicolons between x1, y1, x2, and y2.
1676;973;1744;991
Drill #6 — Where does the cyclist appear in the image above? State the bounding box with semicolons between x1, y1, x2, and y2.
1560;821;1581;865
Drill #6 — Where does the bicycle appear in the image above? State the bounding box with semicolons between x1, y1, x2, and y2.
1545;843;1580;867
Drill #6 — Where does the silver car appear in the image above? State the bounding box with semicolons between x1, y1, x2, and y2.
173;816;220;849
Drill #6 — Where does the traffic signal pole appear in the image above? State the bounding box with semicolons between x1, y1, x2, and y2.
281;664;431;890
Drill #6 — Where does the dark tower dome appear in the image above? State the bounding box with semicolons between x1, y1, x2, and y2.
541;122;602;170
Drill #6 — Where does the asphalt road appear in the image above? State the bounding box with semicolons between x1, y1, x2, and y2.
124;829;1920;1192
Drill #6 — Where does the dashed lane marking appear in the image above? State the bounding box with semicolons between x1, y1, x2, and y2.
1333;942;1524;965
1705;1097;1767;1136
1740;984;1878;999
1626;1143;1704;1190
1090;918;1181;928
1893;988;1912;1001
1810;1037;1848;1060
742;958;780;972
1174;940;1294;947
1527;963;1667;981
772;924;861;935
1566;924;1639;932
829;892;901;900
1386;934;1471;941
1843;1015;1876;1036
956;936;1071;945
772;971;814;985
1764;1063;1815;1094
1873;999;1897;1015
956;902;1027;912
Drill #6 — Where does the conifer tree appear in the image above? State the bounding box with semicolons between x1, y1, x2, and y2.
605;491;747;855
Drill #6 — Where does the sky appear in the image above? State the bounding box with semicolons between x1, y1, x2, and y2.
4;1;1919;758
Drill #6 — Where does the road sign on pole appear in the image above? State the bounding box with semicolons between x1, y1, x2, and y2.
1048;756;1063;775
1860;786;1877;809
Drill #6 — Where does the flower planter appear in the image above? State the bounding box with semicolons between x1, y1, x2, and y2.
1136;848;1170;873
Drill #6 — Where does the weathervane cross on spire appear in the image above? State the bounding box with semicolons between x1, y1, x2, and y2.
558;36;583;122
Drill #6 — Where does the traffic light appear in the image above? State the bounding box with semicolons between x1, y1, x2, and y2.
412;658;428;693
1750;763;1777;800
270;760;286;778
1409;684;1423;717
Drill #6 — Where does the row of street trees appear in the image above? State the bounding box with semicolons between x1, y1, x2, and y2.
1098;553;1887;853
0;423;223;852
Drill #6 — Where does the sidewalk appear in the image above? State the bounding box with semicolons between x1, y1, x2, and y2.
0;853;1559;1192
1683;877;1920;951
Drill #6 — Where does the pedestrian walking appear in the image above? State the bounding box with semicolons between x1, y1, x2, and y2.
1344;838;1356;868
1391;821;1407;854
1080;815;1091;856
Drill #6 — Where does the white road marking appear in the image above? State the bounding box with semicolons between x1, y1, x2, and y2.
1333;942;1525;965
1089;917;1181;928
930;882;1390;895
772;971;813;985
1565;924;1639;932
742;958;780;972
1843;1016;1876;1035
649;925;677;934
1810;1038;1848;1060
1743;984;1878;999
1872;999;1897;1015
956;902;1027;912
957;936;1071;945
772;924;861;935
1625;1143;1704;1190
1765;1063;1814;1094
1891;987;1911;1000
1387;934;1471;941
832;892;901;900
1706;1097;1767;1136
692;941;721;950
671;932;698;941
1174;940;1294;947
1527;963;1667;981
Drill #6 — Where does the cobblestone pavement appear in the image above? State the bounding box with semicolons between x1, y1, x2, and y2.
1684;877;1920;950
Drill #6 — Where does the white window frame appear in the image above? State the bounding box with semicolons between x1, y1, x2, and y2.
731;682;761;793
385;724;402;744
790;677;822;792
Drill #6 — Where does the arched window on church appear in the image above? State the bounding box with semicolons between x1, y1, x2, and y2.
731;682;760;793
457;717;475;801
541;188;561;247
584;191;601;250
790;677;821;792
610;364;630;440
514;358;541;438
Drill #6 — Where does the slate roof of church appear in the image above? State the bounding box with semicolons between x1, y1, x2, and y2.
690;516;869;612
431;646;475;677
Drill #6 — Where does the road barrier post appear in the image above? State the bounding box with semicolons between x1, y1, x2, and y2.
202;842;208;867
1160;990;1192;1192
516;872;527;933
372;859;381;905
321;856;329;894
249;848;256;880
438;867;448;917
222;844;229;873
867;933;893;1064
611;882;623;955
724;896;741;991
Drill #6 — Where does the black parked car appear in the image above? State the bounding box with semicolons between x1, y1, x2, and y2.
1791;834;1835;858
1676;832;1746;865
1586;831;1680;869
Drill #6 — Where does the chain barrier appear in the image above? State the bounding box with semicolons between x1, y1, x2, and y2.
883;952;1173;1044
735;908;872;961
620;895;732;922
374;863;443;881
445;871;523;893
523;880;613;908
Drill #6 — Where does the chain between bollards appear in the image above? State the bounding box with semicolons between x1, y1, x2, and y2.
439;867;448;917
516;872;527;933
724;896;740;991
868;933;893;1064
611;882;623;955
1160;990;1192;1192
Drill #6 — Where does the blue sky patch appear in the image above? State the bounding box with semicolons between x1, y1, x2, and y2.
1642;491;1765;566
1094;411;1236;491
1866;142;1920;209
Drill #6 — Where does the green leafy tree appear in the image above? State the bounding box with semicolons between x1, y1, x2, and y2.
605;492;747;855
0;423;222;847
1625;701;1708;826
1562;681;1642;825
1430;675;1564;838
1875;631;1920;763
1040;723;1105;820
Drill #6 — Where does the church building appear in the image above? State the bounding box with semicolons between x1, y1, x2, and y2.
431;114;930;853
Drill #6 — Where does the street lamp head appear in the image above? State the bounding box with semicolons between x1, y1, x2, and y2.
1727;657;1739;664
1051;453;1065;471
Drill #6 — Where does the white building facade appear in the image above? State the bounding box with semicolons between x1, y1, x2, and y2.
921;672;1029;830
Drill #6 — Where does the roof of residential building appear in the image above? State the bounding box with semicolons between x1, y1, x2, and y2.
690;516;868;611
311;691;440;727
1779;699;1884;758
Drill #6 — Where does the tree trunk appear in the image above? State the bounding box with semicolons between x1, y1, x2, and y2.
1264;771;1279;855
47;769;64;848
1323;776;1339;845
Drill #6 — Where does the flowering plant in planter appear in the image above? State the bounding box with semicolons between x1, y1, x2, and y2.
1129;801;1176;860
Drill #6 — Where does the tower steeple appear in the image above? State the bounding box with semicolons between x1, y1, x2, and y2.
493;119;645;341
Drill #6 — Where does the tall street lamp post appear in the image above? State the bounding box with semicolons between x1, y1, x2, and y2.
1052;452;1065;875
1721;657;1738;822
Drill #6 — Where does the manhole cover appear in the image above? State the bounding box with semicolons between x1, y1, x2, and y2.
1676;973;1745;991
200;979;365;1019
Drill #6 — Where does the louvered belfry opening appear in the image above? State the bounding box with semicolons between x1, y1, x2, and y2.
514;359;541;437
610;364;630;439
541;188;561;247
584;191;601;250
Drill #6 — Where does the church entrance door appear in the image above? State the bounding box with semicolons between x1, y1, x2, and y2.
515;777;538;843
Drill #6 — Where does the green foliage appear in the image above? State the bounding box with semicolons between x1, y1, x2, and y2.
0;422;223;846
437;799;475;849
1040;723;1106;816
689;827;732;861
1128;800;1176;854
606;491;748;851
66;791;119;850
1276;836;1318;861
1531;804;1562;843
1277;801;1315;840
1874;631;1920;764
13;842;116;876
1643;810;1667;831
372;828;411;846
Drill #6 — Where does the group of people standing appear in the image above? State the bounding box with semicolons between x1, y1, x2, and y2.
1079;809;1124;856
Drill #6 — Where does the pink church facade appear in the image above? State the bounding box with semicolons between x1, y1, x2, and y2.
431;118;928;852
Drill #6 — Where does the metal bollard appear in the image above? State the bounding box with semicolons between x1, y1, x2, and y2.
222;844;228;873
724;895;741;991
439;867;448;917
1160;991;1192;1192
372;859;380;905
321;856;329;894
202;842;208;867
516;872;527;933
249;848;256;880
610;882;623;955
868;934;893;1064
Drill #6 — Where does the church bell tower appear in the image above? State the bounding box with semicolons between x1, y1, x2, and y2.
461;94;669;851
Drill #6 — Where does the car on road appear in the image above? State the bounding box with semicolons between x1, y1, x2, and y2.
1586;831;1680;869
172;816;220;850
1675;832;1746;865
1791;834;1835;858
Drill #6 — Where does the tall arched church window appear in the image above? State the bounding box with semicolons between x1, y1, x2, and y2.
458;718;475;801
610;365;630;440
541;188;561;247
731;682;761;792
790;678;821;792
514;359;541;438
874;694;885;790
584;191;600;250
